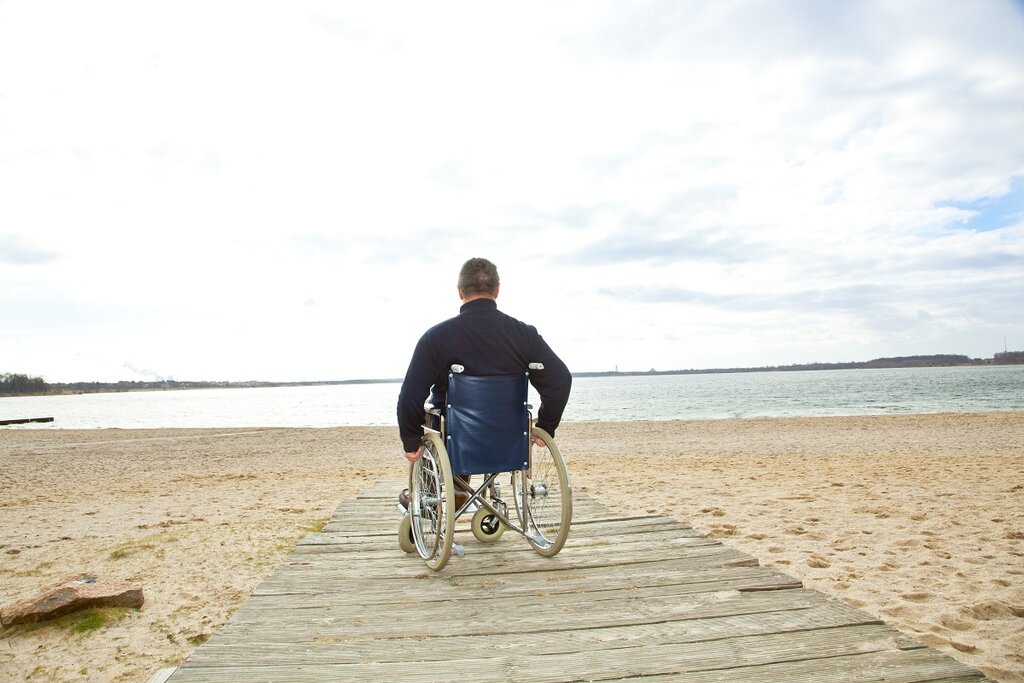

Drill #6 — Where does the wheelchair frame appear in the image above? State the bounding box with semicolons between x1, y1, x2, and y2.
399;363;572;571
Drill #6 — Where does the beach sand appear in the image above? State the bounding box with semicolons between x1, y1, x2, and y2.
1;412;1022;682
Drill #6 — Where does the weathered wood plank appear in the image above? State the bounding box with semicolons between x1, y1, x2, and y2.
285;535;736;571
301;516;691;547
222;585;823;638
183;603;884;667
171;624;983;682
627;647;989;682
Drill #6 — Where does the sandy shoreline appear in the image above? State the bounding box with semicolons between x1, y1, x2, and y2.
1;413;1023;682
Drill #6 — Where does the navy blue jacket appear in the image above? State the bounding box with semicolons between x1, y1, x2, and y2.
397;298;571;453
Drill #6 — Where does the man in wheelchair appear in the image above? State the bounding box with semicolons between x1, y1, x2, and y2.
395;257;572;569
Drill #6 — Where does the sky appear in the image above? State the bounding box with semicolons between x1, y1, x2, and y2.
2;1;1023;383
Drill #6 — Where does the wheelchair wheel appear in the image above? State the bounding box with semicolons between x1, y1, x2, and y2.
409;433;455;571
513;427;572;557
470;507;506;543
398;514;416;554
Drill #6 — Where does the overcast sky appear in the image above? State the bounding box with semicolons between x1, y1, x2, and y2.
2;1;1023;383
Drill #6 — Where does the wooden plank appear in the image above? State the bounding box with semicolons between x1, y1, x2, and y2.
170;624;984;682
301;516;690;547
631;648;989;683
0;416;54;425
251;549;769;594
183;602;882;667
146;668;178;683
224;584;824;638
285;533;734;567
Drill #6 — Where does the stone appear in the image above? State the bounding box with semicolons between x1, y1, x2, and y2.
0;573;144;627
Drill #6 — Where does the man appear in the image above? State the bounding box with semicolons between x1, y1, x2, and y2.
396;258;571;505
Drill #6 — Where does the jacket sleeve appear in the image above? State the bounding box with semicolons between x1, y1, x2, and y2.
529;333;572;437
396;333;436;453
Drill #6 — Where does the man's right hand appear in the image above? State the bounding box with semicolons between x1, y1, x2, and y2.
404;446;424;463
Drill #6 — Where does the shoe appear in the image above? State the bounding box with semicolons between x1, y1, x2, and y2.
398;489;411;511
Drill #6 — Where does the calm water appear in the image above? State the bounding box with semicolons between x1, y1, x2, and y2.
1;366;1022;429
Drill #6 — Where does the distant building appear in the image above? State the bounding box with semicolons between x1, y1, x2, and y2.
993;351;1024;364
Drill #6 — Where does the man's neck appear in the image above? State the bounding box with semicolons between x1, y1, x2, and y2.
460;294;496;304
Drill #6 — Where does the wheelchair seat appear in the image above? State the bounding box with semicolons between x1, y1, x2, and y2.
445;371;530;476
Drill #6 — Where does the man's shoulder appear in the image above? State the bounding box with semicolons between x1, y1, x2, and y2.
422;313;462;340
498;309;540;334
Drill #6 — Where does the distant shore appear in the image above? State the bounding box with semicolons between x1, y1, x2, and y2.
4;352;1023;398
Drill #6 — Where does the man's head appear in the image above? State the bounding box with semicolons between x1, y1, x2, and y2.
457;257;500;301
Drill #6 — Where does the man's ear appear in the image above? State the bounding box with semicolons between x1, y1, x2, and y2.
457;285;464;301
494;284;500;298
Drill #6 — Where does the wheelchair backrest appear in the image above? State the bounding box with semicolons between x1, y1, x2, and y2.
445;370;530;476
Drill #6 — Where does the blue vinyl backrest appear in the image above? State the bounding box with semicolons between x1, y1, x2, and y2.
446;372;530;476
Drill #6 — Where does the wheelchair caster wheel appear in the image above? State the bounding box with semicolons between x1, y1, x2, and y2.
471;507;505;543
398;514;416;554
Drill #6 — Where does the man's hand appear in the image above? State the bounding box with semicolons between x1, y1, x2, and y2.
531;435;546;448
404;446;424;463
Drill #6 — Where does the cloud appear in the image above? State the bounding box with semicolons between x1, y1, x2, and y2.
567;228;764;266
599;282;893;313
0;235;59;265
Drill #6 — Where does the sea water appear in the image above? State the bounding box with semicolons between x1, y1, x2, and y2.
1;365;1021;430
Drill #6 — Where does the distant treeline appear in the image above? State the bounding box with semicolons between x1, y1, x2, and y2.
2;352;1022;397
0;376;402;397
0;373;48;395
575;353;1020;377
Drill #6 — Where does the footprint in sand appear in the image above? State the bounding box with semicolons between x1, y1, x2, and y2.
806;556;831;569
900;591;933;602
949;641;978;654
964;601;1024;620
939;614;973;631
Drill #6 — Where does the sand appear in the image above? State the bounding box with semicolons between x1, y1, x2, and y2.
1;412;1022;682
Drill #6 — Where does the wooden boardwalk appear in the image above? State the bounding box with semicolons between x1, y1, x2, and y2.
162;478;989;682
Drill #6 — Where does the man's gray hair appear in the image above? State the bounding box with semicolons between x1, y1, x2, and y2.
458;257;500;297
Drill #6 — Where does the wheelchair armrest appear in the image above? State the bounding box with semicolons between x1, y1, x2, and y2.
426;406;442;416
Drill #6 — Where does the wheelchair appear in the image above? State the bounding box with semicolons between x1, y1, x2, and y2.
398;363;572;571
